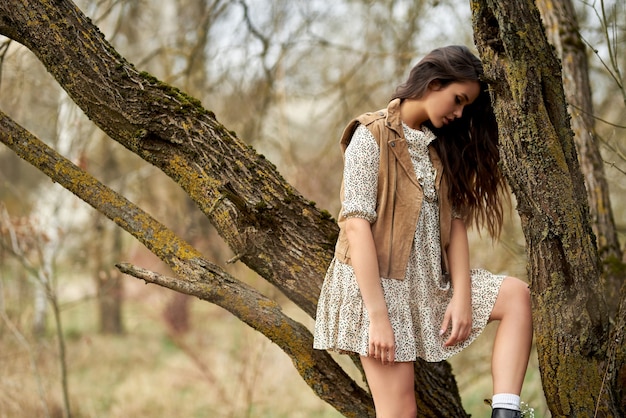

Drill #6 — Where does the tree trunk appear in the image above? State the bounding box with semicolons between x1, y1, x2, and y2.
0;0;469;416
536;0;623;318
95;217;124;335
93;143;125;335
471;0;624;416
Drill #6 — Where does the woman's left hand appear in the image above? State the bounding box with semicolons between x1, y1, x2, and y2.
440;293;472;347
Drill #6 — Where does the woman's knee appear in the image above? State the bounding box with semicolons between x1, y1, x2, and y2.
510;277;530;307
491;277;531;320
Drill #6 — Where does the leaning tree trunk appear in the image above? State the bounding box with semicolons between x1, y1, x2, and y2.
471;0;625;416
536;0;623;318
0;0;468;416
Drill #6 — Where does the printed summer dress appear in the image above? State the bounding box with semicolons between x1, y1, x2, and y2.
313;123;505;362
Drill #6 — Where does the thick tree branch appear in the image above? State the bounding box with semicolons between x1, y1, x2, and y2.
0;109;374;417
0;0;336;319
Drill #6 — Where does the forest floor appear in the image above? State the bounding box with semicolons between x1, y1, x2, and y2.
1;266;549;418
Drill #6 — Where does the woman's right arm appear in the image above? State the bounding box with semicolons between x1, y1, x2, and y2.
343;124;395;364
345;217;395;364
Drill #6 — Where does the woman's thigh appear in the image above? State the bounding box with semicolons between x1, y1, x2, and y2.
360;356;416;418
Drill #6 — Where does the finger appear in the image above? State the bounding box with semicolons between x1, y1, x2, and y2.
440;315;450;338
455;321;469;341
381;347;392;365
445;323;471;346
461;325;472;341
375;345;384;363
457;325;466;342
445;320;461;346
444;330;457;347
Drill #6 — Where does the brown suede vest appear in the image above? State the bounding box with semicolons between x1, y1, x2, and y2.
334;99;452;281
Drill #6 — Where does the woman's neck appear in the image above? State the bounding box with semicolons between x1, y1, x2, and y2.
399;99;427;130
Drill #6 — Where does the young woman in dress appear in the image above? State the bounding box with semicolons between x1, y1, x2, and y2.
313;45;533;418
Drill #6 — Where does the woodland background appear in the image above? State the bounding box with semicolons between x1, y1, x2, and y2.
0;0;624;417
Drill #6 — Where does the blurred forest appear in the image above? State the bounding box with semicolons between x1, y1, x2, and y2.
0;0;624;417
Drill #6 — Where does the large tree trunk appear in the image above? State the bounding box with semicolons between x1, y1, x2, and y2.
471;0;625;416
536;0;623;318
0;0;467;416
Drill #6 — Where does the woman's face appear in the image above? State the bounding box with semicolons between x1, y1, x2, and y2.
423;80;481;128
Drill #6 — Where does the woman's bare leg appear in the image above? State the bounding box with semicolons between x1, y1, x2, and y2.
360;357;417;418
489;276;533;394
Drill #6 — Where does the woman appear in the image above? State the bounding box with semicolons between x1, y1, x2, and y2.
313;45;533;418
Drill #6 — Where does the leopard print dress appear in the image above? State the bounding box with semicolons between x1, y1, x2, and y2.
313;123;505;362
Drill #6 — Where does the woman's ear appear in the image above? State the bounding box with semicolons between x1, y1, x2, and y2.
428;79;442;91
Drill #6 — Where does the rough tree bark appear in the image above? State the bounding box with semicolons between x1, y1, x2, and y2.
536;0;623;318
471;0;625;416
0;0;466;416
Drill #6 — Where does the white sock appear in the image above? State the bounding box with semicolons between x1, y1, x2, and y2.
492;393;521;411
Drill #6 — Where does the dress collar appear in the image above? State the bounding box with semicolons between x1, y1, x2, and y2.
403;122;436;145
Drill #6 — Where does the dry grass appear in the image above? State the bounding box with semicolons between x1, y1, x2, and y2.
0;288;549;417
0;277;344;418
1;228;549;417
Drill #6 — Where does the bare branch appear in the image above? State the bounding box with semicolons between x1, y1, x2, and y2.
580;0;626;105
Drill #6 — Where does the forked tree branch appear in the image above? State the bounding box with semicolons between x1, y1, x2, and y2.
0;110;374;417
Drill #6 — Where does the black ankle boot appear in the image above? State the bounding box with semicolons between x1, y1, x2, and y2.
491;408;521;418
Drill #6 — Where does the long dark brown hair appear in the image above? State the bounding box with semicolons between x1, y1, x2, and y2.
393;45;507;238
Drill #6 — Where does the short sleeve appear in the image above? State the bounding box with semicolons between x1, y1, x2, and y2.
341;124;380;223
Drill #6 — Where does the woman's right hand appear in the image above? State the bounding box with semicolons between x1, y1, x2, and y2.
368;314;396;365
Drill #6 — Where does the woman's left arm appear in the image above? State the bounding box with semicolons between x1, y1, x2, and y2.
441;218;473;347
